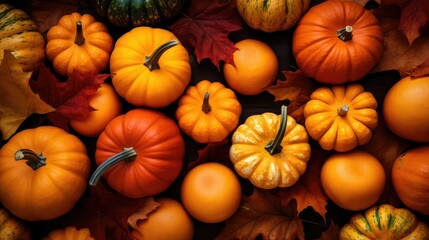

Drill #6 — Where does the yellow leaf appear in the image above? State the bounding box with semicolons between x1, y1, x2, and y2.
0;50;54;140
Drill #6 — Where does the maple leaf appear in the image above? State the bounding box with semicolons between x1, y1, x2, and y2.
216;188;305;240
266;70;318;123
169;0;244;69
30;65;109;130
317;221;341;240
0;50;54;140
61;181;153;240
277;146;329;222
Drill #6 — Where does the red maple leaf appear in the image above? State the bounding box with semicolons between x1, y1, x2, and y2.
30;65;109;130
169;0;244;69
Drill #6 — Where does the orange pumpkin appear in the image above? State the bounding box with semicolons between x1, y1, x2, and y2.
176;80;242;143
292;0;384;84
89;109;185;198
110;27;191;108
46;12;114;77
42;226;94;240
0;126;90;221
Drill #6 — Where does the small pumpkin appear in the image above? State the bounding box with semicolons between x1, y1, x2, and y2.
391;145;429;215
91;0;185;28
0;126;90;221
0;4;45;72
303;83;378;152
176;80;242;143
339;204;429;240
46;12;114;77
110;26;191;108
0;208;31;240
292;0;384;84
42;226;94;240
89;108;185;198
230;105;311;189
235;0;310;32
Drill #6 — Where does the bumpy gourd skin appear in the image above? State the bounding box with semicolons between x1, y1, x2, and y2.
339;204;429;240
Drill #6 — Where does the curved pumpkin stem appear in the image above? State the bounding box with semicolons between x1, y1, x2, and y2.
265;105;288;155
202;92;212;113
337;25;353;42
144;40;178;71
337;104;349;116
89;147;137;186
75;20;85;45
15;149;46;170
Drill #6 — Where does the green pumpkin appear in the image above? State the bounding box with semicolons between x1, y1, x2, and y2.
91;0;185;28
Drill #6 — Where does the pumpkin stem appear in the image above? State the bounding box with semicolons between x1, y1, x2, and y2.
202;92;212;113
337;26;353;42
144;40;179;71
15;149;46;170
88;147;137;186
265;105;288;155
74;20;85;45
337;104;349;116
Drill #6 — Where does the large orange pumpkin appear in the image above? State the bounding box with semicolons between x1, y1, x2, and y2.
0;126;90;221
292;0;384;84
89;109;185;198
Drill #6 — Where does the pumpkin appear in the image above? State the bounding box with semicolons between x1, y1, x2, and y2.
235;0;310;33
391;145;429;215
229;105;311;189
89;108;185;198
110;26;191;108
42;226;94;240
0;4;45;72
46;12;114;77
303;83;378;152
176;80;242;143
383;75;429;142
0;126;90;221
292;0;384;84
91;0;185;28
0;208;31;240
339;204;429;240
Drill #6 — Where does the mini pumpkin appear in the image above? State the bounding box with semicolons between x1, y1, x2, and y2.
230;105;311;189
110;26;191;108
89;108;185;198
0;126;90;221
340;204;429;239
176;80;242;143
292;0;384;84
0;4;45;72
42;226;94;240
46;12;114;77
303;83;378;152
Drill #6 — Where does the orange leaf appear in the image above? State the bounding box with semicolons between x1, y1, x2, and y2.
216;188;305;240
127;197;161;232
397;0;429;46
266;70;317;123
277;147;329;221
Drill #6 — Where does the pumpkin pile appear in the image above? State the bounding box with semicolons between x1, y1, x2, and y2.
0;0;429;239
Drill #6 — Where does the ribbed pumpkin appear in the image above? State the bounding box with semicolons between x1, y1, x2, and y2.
339;204;429;240
0;126;90;221
235;0;310;32
46;12;114;77
91;0;185;28
176;80;242;144
110;26;191;108
89;108;185;198
42;226;94;240
292;0;384;84
303;83;378;152
0;208;31;240
0;4;45;72
230;106;311;189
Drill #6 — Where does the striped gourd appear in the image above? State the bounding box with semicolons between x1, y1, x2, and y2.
0;4;45;72
340;204;429;240
236;0;310;33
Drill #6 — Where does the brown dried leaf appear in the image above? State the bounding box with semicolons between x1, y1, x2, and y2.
216;188;305;240
127;197;161;231
317;221;341;240
29;0;80;33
